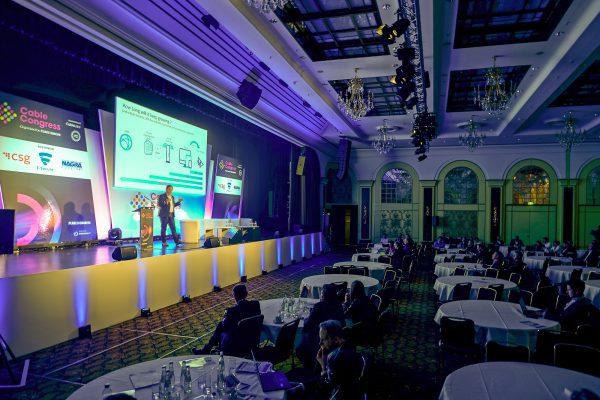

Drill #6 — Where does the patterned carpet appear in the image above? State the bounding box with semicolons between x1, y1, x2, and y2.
2;248;445;400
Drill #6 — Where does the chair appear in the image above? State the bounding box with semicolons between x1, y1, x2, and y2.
299;285;309;298
356;248;370;254
450;255;456;262
485;268;499;278
534;329;579;364
375;287;393;313
453;267;466;276
451;282;472;301
397;259;416;295
488;284;504;300
324;266;340;275
576;324;600;348
382;268;397;286
532;285;558;310
339;265;353;274
230;314;265;357
402;255;414;270
349;267;367;276
509;273;522;286
357;254;371;262
571;268;583;282
554;343;600;376
378;256;391;265
520;290;534;306
507;290;521;304
477;287;497;301
330;281;348;303
541;258;551;276
485;341;530;362
555;293;571;312
439;317;481;375
370;294;382;313
358;311;394;363
588;271;600;280
254;318;300;368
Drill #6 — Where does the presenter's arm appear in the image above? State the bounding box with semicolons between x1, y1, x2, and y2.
174;197;183;207
158;194;167;208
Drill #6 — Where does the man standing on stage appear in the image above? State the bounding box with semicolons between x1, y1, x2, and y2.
158;185;183;247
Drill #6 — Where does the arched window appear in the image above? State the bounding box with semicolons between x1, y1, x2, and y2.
587;166;600;205
381;168;412;203
513;166;550;205
444;167;478;204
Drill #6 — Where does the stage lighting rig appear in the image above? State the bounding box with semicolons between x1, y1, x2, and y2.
376;18;410;42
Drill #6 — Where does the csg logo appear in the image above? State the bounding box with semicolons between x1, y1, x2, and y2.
2;151;31;165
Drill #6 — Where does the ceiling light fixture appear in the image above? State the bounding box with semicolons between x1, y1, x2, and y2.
474;56;516;115
337;68;374;121
246;0;290;13
372;119;394;155
458;118;486;151
556;112;586;151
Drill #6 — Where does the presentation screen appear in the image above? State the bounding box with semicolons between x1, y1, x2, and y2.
114;97;207;195
0;91;97;245
212;154;243;219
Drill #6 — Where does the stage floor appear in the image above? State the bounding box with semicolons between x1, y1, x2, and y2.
0;240;203;279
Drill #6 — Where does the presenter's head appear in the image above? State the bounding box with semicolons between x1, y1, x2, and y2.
166;185;174;195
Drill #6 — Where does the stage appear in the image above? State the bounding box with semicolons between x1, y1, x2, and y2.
0;232;325;357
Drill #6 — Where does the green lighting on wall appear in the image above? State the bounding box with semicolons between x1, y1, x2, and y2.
527;201;534;206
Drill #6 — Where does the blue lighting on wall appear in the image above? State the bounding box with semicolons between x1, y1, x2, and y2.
290;239;294;261
138;262;147;309
311;233;315;255
212;250;218;286
73;270;88;327
320;233;323;252
301;236;305;258
239;245;245;276
277;239;281;265
180;256;187;296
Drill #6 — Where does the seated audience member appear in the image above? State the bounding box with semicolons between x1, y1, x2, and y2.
592;225;600;242
494;236;504;247
473;243;489;263
576;243;599;267
457;237;468;249
105;395;137;400
297;284;345;369
509;235;525;249
192;284;260;355
543;237;551;253
380;233;389;245
433;236;446;251
401;237;413;256
550;240;563;256
316;320;363;400
560;240;576;258
343;280;377;345
544;279;593;331
507;251;526;276
489;251;503;270
534;240;545;252
465;240;477;255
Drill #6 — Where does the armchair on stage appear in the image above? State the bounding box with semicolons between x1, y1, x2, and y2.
179;218;260;245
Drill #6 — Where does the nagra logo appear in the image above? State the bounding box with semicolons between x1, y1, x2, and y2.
62;160;83;170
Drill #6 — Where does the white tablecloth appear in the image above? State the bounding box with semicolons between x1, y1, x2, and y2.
351;253;387;262
434;262;484;278
332;261;391;280
439;362;600;400
433;276;517;302
66;355;284;400
584;280;600;308
524;255;572;270
434;253;470;263
434;300;559;350
259;298;318;345
545;265;595;284
299;274;380;299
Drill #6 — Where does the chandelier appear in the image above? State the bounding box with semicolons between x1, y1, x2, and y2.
556;112;586;151
459;119;486;151
246;0;290;13
372;119;394;155
474;56;516;115
337;69;374;121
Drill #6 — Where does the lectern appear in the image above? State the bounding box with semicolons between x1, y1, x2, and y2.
138;207;154;249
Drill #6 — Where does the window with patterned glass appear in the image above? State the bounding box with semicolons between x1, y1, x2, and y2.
444;167;478;204
587;166;600;204
512;166;550;205
381;169;412;203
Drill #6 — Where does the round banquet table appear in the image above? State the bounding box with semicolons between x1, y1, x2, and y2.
545;265;595;284
332;261;391;280
584;280;600;308
433;276;517;302
434;262;485;278
351;253;386;262
299;274;381;299
434;253;469;263
66;355;285;400
434;300;559;351
524;255;572;270
439;362;600;400
259;297;318;345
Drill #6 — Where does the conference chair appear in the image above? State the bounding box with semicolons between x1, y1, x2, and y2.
477;287;497;301
554;343;600;376
451;282;472;301
254;318;300;368
509;273;522;286
487;284;504;300
453;267;466;276
484;268;499;278
324;266;341;275
485;341;530;362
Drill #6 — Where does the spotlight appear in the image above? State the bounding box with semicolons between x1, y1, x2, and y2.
278;264;284;269
240;275;247;283
78;324;92;339
390;19;410;37
405;96;418;109
397;82;415;100
423;71;431;88
181;294;191;303
213;285;222;292
261;270;269;275
201;14;219;30
140;308;151;317
396;47;416;61
376;25;394;42
418;154;427;162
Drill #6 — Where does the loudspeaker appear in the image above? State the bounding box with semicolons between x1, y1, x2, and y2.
0;209;15;254
112;246;137;261
432;216;439;227
237;80;262;109
336;138;351;180
108;228;122;240
204;237;220;248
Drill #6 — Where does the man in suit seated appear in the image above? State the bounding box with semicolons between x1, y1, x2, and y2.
509;235;525;250
575;243;599;267
544;279;593;332
192;284;261;355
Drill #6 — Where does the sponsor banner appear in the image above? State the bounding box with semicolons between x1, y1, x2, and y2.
214;175;242;196
0;136;90;179
0;91;86;151
212;154;243;219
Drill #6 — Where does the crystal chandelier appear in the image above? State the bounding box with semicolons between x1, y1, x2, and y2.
372;119;394;155
474;56;516;115
556;112;586;151
459;119;486;151
246;0;290;13
337;69;374;121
